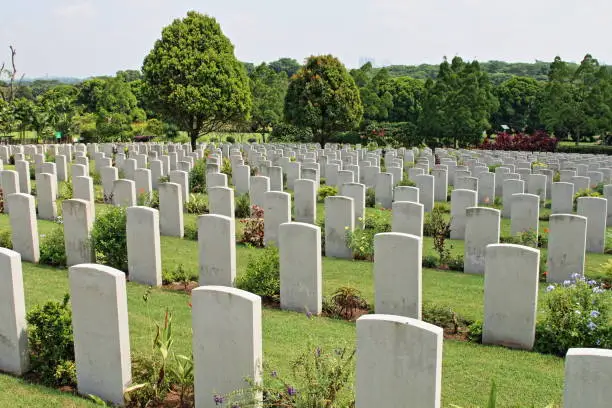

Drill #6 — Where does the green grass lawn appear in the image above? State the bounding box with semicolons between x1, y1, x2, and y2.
3;194;611;407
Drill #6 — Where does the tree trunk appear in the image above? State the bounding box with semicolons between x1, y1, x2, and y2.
189;128;199;150
575;130;580;146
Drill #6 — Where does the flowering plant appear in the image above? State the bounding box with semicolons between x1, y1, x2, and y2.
535;274;611;356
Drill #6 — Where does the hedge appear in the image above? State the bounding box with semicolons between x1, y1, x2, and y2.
555;145;612;155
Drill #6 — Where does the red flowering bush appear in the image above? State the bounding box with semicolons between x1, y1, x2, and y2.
481;131;558;152
240;205;265;247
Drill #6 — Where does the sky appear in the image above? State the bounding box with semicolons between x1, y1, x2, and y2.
1;0;611;78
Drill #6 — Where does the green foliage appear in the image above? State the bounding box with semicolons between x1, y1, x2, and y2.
39;227;67;267
365;187;375;207
269;122;313;142
397;172;415;186
535;276;611;356
235;245;280;301
235;193;251;218
142;11;252;148
221;158;232;177
162;263;195;286
492;76;543;132
127;309;194;407
269;57;301;78
225;344;355;408
423;303;472;334
419;57;498;147
346;211;391;261
556;144;612;155
248;63;288;135
573;188;601;209
184;193;209;214
285;55;363;146
26;294;75;387
189;160;207;193
327;286;369;319
137;190;159;208
57;180;73;200
91;206;128;271
317;186;338;203
183;222;198;241
0;229;13;249
468;321;483;343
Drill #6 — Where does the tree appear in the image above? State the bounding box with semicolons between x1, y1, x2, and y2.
248;63;288;141
350;64;393;123
492;76;543;132
269;58;301;78
142;11;251;149
284;55;363;146
419;57;498;147
384;76;424;124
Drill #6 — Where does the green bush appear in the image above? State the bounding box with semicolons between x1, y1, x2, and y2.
189;160;206;193
573;188;601;210
162;264;196;285
39;227;67;267
235;246;280;301
365;188;376;208
240;205;265;247
346;210;391;261
556;145;612;155
137;190;159;208
226;136;236;144
317;186;338;203
235;193;251;218
0;229;13;249
534;276;611;356
91;206;128;271
423;303;472;333
58;180;73;201
422;254;439;269
397;173;416;187
468;321;483;343
26;294;76;386
184;194;208;214
221;158;232;178
183;222;198;241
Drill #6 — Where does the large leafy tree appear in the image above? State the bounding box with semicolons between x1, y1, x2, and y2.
248;63;288;141
419;57;498;147
492;76;543;132
384;76;424;124
142;11;252;149
269;58;301;78
284;55;363;146
538;55;612;143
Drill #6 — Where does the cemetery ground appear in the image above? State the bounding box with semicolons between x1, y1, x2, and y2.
1;197;611;407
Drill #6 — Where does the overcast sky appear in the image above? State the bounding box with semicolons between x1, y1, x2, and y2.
1;0;611;78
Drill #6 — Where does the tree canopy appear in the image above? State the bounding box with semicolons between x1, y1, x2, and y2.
284;55;363;146
142;11;252;148
248;63;288;138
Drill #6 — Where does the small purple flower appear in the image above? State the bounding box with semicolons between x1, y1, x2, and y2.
271;370;278;378
587;280;598;286
213;395;225;405
316;347;322;357
287;386;297;396
590;310;601;318
306;311;313;319
546;285;555;292
570;273;581;280
596;338;602;346
563;280;571;286
587;321;597;331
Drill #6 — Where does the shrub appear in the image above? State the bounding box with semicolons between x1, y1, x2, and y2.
346;211;391;261
235;193;251;218
221;158;232;177
423;303;471;334
446;254;464;272
240;205;265;247
573;188;601;210
501;228;547;249
39;227;67;267
317;185;338;203
535;276;611;356
556;144;612;155
329;286;369;319
397;173;415;187
480;130;558;152
269;122;313;142
57;180;73;200
468;321;483;343
226;136;236;144
184;193;208;214
235;245;280;301
224;344;355;408
26;294;75;386
183;222;198;241
91;206;128;271
365;188;376;208
162;264;196;288
137;190;159;208
247;137;257;143
0;229;12;249
189;160;206;193
422;254;439;269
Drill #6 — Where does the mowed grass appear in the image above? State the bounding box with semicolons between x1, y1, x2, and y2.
4;197;610;406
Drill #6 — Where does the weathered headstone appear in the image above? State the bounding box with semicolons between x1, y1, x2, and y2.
7;193;39;263
564;348;612;408
577;197;607;253
198;214;236;287
450;189;477;240
158;182;184;238
264;191;291;246
294;179;316;224
208;186;235;219
127;206;162;286
325;196;354;259
547;214;587;283
510;193;540;236
63;199;93;266
464;207;500;275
